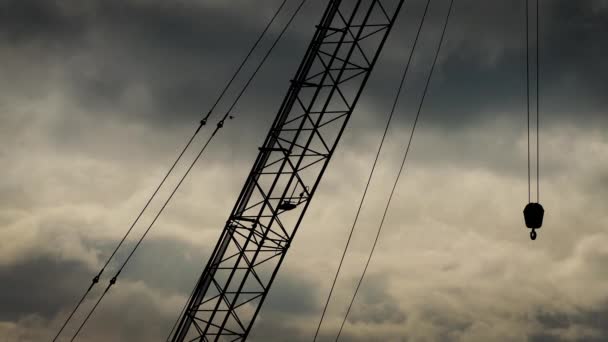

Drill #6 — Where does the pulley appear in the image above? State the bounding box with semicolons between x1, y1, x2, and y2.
523;202;544;240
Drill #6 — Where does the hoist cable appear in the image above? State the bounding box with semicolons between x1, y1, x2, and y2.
67;1;308;339
525;0;540;203
311;0;432;339
525;0;531;203
51;2;291;340
536;0;540;202
335;0;455;339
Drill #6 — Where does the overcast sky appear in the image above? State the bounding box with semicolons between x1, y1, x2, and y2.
1;0;607;341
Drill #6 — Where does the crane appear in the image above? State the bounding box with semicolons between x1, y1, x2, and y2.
168;0;406;340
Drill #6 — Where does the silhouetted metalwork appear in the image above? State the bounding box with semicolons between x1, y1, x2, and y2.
523;0;543;242
523;202;544;240
168;0;405;340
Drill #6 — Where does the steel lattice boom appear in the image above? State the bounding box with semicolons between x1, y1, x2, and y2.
170;0;405;340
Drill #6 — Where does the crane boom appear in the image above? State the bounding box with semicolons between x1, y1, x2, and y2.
170;0;405;340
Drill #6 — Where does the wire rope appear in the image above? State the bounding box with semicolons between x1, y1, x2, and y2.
525;0;541;203
223;0;309;120
51;2;292;340
70;126;220;341
334;0;455;339
526;0;531;203
164;0;309;339
51;124;202;342
65;0;309;339
311;0;432;339
205;0;290;120
536;0;540;202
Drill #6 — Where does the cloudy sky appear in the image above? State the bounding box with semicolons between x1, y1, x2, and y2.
1;0;607;341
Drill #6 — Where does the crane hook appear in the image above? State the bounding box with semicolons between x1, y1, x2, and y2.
530;229;537;240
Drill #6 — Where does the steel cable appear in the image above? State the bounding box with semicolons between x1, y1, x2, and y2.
311;0;432;339
63;0;309;339
334;0;455;339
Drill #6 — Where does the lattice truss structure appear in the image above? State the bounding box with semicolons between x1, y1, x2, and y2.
171;0;405;340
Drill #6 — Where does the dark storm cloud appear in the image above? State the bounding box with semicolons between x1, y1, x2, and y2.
265;270;320;314
344;273;407;325
0;257;91;320
2;1;608;341
367;0;608;130
0;235;323;340
1;0;319;131
2;0;606;140
531;303;608;341
94;238;211;295
247;271;322;341
540;1;608;111
0;1;86;45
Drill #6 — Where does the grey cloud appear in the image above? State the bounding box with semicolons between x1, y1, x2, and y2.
1;0;319;132
2;1;608;341
1;0;606;141
264;270;320;315
366;0;608;131
531;303;608;341
0;1;87;46
95;238;212;295
0;257;91;320
344;273;407;325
